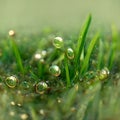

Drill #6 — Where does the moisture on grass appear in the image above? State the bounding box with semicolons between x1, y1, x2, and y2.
0;14;120;120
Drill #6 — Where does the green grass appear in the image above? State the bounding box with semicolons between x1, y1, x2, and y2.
75;14;91;71
80;32;100;74
64;55;71;87
9;37;24;74
0;14;120;120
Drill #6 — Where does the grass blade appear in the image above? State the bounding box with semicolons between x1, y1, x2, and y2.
10;39;24;74
80;32;100;74
64;56;71;87
97;39;104;69
107;25;118;70
75;14;91;67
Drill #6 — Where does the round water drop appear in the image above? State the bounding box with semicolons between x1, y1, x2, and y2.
9;30;15;37
36;82;48;94
53;37;63;48
49;65;61;77
5;76;18;88
41;50;47;58
66;48;74;59
34;53;42;60
99;67;110;80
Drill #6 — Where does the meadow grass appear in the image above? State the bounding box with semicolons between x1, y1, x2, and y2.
0;14;120;120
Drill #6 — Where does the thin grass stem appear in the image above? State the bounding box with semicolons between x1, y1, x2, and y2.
80;32;100;74
10;38;24;74
64;55;71;87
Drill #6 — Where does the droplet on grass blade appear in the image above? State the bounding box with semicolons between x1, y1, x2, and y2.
33;50;47;62
35;82;48;94
53;37;63;48
41;50;47;58
99;67;110;81
5;76;18;88
66;48;74;59
34;53;42;60
20;113;28;120
49;65;61;77
9;30;15;37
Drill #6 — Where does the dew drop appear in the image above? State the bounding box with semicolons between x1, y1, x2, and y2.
9;111;15;116
36;82;48;94
10;101;16;106
41;50;47;57
5;76;18;88
9;30;15;37
99;67;110;80
53;37;63;48
49;65;61;77
66;48;74;59
39;109;45;116
20;113;28;120
34;53;42;60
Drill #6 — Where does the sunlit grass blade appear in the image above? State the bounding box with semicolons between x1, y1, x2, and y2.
80;32;100;74
64;56;71;87
75;14;91;67
10;38;24;74
97;39;104;69
107;25;118;70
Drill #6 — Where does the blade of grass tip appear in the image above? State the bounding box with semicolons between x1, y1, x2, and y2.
80;32;100;75
107;25;118;70
64;55;71;88
10;38;24;74
75;14;91;68
30;70;39;81
97;39;104;69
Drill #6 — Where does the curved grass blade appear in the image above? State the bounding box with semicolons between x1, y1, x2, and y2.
75;14;92;68
80;32;100;74
107;25;118;70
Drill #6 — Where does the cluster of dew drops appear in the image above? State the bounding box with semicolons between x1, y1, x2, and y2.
3;30;110;95
3;30;75;95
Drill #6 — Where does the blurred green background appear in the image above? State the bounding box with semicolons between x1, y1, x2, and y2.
0;0;120;33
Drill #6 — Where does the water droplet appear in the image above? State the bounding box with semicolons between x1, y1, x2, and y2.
39;58;45;64
41;50;47;57
20;81;30;89
39;109;45;115
36;82;48;94
17;103;22;107
53;37;63;48
34;53;42;60
33;50;47;63
9;111;15;116
10;101;16;106
49;65;61;76
20;113;28;120
66;48;74;59
5;76;18;88
99;67;110;80
9;30;15;37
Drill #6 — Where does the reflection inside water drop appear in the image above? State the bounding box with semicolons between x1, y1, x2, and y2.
66;48;74;59
49;65;61;77
53;37;63;48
